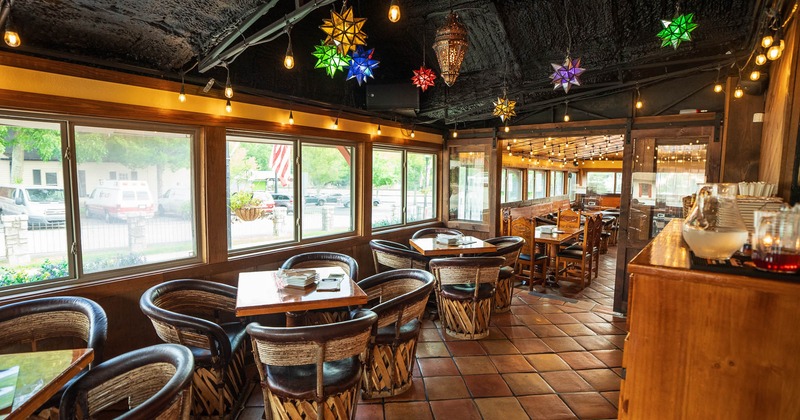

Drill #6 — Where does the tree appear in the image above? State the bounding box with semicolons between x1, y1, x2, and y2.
0;126;61;184
372;151;401;196
301;145;350;190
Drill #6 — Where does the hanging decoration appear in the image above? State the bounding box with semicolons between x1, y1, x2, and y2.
320;5;368;55
550;57;585;93
347;46;380;85
493;92;516;122
657;13;698;49
432;12;469;87
412;66;436;91
312;42;350;77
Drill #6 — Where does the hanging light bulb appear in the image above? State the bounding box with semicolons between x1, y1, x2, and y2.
225;99;232;113
635;87;643;109
761;34;774;48
563;114;570;122
452;130;458;138
3;15;20;48
506;145;511;151
178;76;186;103
563;101;570;122
713;83;723;93
410;128;415;138
376;124;382;135
504;124;510;133
333;117;339;129
224;69;234;98
284;29;295;69
288;111;294;125
388;0;401;23
749;70;761;81
734;85;744;98
755;53;767;66
767;41;784;60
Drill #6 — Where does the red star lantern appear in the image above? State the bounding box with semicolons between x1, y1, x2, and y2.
412;66;436;91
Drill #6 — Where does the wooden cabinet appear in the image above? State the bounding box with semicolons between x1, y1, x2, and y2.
619;220;800;419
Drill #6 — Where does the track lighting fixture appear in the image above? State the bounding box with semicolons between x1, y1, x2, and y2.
388;0;401;23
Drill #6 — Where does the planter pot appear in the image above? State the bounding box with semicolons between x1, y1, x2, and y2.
234;207;263;221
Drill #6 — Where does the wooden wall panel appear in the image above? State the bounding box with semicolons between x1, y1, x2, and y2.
721;76;764;183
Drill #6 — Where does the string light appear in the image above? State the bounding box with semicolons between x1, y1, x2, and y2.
284;27;295;70
713;83;723;93
734;85;744;98
333;117;339;129
504;124;510;133
388;0;401;23
3;13;20;48
452;122;458;138
288;111;294;125
376;124;381;135
225;99;232;113
563;101;570;122
755;53;767;66
761;34;774;48
178;74;186;103
410;128;415;138
767;40;784;60
635;86;643;109
749;70;761;81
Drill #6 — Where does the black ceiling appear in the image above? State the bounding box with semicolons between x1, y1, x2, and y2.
7;0;766;128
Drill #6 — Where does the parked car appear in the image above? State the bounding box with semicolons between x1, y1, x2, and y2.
251;192;276;213
0;185;67;228
84;180;155;222
158;187;191;218
270;193;293;212
304;193;345;206
343;197;380;208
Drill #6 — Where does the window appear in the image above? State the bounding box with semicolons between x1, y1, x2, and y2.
76;125;196;274
33;169;41;185
371;149;436;228
501;168;522;203
586;172;623;194
45;172;58;185
449;149;489;223
551;171;565;196
568;172;577;201
531;170;546;199
301;143;354;239
226;136;296;250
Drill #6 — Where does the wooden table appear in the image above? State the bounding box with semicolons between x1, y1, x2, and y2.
409;236;496;257
0;348;94;419
534;226;582;287
235;267;368;325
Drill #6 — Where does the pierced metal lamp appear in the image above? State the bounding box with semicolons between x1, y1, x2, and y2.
432;12;468;87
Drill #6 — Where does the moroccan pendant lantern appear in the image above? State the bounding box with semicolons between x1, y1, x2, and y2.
432;12;468;87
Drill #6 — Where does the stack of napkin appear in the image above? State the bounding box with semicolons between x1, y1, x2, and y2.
279;269;318;288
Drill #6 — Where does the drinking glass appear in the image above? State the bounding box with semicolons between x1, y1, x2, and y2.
682;183;748;260
752;209;800;273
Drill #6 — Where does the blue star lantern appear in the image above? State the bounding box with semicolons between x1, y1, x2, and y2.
347;46;379;86
550;57;585;94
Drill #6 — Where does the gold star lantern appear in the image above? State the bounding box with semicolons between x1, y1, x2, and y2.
320;6;367;54
432;12;469;86
493;95;516;122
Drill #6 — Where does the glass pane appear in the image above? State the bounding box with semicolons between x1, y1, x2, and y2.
534;171;546;198
587;172;615;195
227;137;296;250
0;118;70;288
76;126;195;274
448;150;489;222
372;149;402;228
552;171;565;195
568;172;577;201
301;144;354;238
504;169;522;203
527;171;534;200
614;172;623;193
407;152;435;223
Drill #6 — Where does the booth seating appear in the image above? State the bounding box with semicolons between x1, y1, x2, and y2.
358;269;435;399
429;257;504;340
479;236;525;312
59;344;194;419
247;310;377;420
281;252;359;325
140;279;250;419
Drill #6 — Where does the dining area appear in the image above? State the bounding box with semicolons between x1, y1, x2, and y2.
0;224;624;420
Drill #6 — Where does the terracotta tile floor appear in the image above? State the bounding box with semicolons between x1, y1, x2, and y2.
239;247;625;420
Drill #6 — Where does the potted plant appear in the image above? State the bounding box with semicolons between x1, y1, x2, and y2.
229;191;263;221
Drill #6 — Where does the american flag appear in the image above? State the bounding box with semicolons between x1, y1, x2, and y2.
270;144;291;186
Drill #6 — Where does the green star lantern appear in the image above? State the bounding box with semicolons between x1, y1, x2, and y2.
312;42;350;78
657;13;698;49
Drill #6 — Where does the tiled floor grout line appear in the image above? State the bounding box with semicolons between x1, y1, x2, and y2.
239;247;623;420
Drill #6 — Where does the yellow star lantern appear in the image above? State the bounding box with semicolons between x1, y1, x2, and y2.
320;6;367;55
493;95;517;122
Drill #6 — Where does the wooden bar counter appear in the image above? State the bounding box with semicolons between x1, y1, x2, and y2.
620;220;800;419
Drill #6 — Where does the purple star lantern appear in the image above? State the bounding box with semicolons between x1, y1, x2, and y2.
550;57;585;93
347;46;379;86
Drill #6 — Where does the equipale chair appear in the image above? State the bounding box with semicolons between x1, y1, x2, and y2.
479;236;525;312
281;252;359;325
410;227;463;239
369;239;430;272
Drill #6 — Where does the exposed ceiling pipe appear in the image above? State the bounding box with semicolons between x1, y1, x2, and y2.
198;0;337;73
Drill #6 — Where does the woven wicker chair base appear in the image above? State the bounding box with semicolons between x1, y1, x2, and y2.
191;343;249;419
362;338;417;399
265;385;358;420
493;277;513;313
440;297;493;340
